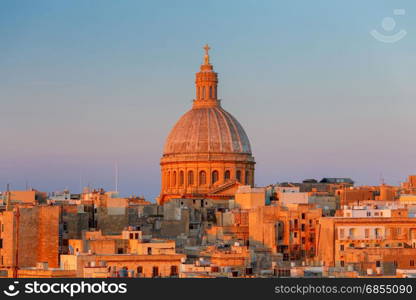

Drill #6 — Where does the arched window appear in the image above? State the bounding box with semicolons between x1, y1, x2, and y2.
172;171;177;186
199;171;206;185
245;171;249;185
167;172;170;188
202;87;205;99
236;170;242;182
209;86;212;98
179;171;184;186
224;170;230;181
212;170;219;184
188;170;194;185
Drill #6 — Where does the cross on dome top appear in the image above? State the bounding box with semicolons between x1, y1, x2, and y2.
203;44;211;65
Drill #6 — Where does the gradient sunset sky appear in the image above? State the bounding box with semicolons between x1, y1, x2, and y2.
1;0;416;200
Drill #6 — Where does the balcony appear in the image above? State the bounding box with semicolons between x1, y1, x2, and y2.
340;235;384;241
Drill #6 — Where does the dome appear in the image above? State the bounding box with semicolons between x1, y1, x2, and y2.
163;105;252;155
159;44;255;205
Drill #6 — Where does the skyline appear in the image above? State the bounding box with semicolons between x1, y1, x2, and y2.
1;0;416;200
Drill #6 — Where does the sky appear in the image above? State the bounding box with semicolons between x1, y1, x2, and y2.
1;0;416;200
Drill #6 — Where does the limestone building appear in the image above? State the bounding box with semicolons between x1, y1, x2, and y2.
159;45;255;204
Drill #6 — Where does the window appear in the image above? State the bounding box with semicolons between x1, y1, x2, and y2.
170;266;178;276
188;170;194;185
410;260;415;267
167;172;170;188
147;247;152;255
339;229;345;239
294;232;298;238
245;171;249;185
365;229;369;239
214;86;217;98
152;266;159;278
367;211;371;216
129;233;134;239
340;261;345;267
0;239;3;249
172;171;177;186
135;233;139;239
376;261;381;268
199;171;206;185
301;213;306;220
209;86;212;98
224;170;231;181
212;170;219;184
137;266;143;274
179;171;184;186
236;170;242;182
301;224;305;232
117;248;124;254
301;237;305;244
202;87;205;99
340;244;344;251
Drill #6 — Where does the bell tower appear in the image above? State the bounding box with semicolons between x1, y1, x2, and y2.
193;44;219;108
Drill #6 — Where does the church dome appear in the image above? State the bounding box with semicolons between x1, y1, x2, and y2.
163;105;252;155
159;45;255;205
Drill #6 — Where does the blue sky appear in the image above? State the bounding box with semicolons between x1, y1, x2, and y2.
1;0;415;200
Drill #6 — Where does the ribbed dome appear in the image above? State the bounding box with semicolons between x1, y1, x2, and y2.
163;106;252;155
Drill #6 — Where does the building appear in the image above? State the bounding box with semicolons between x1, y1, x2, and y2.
316;215;416;275
64;228;184;278
235;186;266;210
159;45;255;204
249;204;322;262
0;205;60;277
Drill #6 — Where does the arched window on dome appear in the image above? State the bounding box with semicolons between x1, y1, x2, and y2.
199;171;206;185
179;171;184;186
167;172;170;188
209;86;212;99
245;171;249;185
212;170;219;184
224;170;230;181
172;171;177;187
236;170;242;183
188;170;194;186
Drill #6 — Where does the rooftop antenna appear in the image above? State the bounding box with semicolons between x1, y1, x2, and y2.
6;183;11;209
79;168;82;193
379;172;385;185
115;161;119;193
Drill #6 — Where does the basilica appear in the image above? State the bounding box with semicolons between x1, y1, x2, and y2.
158;45;255;204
